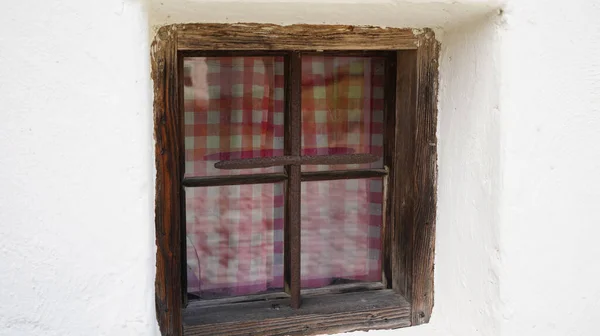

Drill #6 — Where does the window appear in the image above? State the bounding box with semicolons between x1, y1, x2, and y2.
152;24;438;336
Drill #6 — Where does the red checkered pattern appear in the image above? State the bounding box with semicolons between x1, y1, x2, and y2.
300;56;384;287
301;56;385;171
300;178;383;288
184;57;285;296
185;184;284;296
184;56;384;297
183;56;285;177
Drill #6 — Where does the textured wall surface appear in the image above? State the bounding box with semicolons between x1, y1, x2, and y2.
2;0;599;335
148;0;503;30
0;1;158;335
499;1;600;335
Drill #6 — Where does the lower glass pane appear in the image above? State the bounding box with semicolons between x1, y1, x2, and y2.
300;178;383;288
185;183;285;298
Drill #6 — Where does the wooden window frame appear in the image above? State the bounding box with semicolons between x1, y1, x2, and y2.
152;23;439;336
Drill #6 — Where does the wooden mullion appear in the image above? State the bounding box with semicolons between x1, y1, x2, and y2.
178;52;190;309
215;153;379;169
300;168;387;182
284;51;302;308
300;282;385;297
182;173;288;187
180;185;188;308
382;52;398;289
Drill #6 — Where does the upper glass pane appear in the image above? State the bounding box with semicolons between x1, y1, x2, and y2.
184;57;285;177
301;56;385;171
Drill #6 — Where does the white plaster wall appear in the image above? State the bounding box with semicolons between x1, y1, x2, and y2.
0;0;158;335
427;14;503;336
499;1;600;335
148;2;506;336
2;0;600;335
336;13;505;336
148;0;503;31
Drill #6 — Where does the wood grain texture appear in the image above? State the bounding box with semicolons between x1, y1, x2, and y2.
284;51;302;309
182;173;287;187
300;168;387;182
300;282;385;297
215;154;380;169
152;25;183;336
393;49;418;301
382;53;398;289
190;282;385;309
183;290;411;336
410;29;439;325
173;23;418;51
286;162;301;309
152;23;439;335
179;48;189;310
182;50;392;58
181;50;288;57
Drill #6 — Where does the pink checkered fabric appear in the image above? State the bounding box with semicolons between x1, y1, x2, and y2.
184;57;285;296
300;56;385;172
300;178;383;288
185;184;284;296
183;56;285;177
184;56;384;297
299;56;384;287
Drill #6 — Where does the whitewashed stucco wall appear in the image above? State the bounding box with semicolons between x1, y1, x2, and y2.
499;1;600;335
1;0;600;336
0;1;158;335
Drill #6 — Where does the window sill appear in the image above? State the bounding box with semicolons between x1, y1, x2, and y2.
183;287;411;336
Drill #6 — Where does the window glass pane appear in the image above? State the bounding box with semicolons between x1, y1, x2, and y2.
185;183;285;298
300;178;383;288
301;56;385;171
184;57;285;177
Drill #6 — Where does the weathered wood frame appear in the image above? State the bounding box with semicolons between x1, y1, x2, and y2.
152;23;439;336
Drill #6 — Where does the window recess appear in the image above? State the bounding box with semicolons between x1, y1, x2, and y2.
152;24;438;336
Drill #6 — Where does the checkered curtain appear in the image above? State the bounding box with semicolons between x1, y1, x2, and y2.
300;56;384;287
184;56;384;297
184;57;285;297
